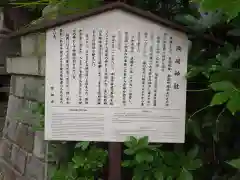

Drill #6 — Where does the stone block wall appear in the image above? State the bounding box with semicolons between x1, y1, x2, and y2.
0;33;47;180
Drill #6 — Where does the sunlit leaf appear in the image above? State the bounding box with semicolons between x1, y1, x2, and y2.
210;92;229;106
124;136;138;148
199;0;240;19
59;0;101;15
210;81;235;91
226;92;240;114
227;158;240;169
75;141;90;150
186;66;204;78
137;136;149;148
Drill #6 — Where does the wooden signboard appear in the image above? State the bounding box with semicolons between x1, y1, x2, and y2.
44;5;189;143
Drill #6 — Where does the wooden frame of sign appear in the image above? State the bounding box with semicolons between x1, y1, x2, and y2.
7;2;221;180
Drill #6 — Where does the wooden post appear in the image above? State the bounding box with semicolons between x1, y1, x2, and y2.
108;142;122;180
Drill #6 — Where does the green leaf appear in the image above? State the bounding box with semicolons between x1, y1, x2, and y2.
187;119;203;140
48;166;57;179
121;160;132;167
228;28;240;36
135;151;153;163
186;159;203;170
210;71;238;83
200;0;224;10
163;152;178;166
154;171;164;180
72;155;85;168
42;4;58;16
125;136;138;147
210;81;235;91
177;169;193;180
166;177;173;180
186;66;203;79
199;0;240;20
198;11;225;29
227;158;240;169
133;166;148;180
191;121;203;140
124;149;135;155
187;146;199;159
221;48;240;68
210;92;229;106
137;136;149;147
132;175;142;180
52;167;68;180
75;141;90;150
226;92;240;114
175;14;198;26
60;0;101;15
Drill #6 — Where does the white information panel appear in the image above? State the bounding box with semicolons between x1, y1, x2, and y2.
45;10;189;143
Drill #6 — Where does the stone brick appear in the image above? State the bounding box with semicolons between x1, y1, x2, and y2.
23;101;44;127
14;76;45;102
6;96;41;126
2;119;9;137
0;139;12;162
15;124;34;153
9;76;16;95
0;159;4;175
33;131;45;159
21;33;46;57
0;117;6;133
37;33;46;56
3;168;16;180
0;158;22;180
6;120;17;142
25;155;45;180
13;77;24;98
6;96;24;123
39;56;45;77
6;57;39;76
11;145;27;174
15;177;32;180
15;177;25;180
21;35;37;57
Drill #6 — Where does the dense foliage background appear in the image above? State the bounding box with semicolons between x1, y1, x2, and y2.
5;0;240;179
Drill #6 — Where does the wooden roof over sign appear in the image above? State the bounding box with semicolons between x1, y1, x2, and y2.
7;2;223;44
